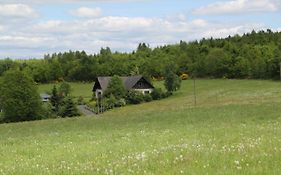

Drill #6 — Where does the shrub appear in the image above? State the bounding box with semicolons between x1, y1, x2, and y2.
143;94;153;102
151;88;164;100
41;103;56;119
125;90;144;104
106;95;118;109
87;101;97;109
77;96;85;105
165;91;173;98
115;98;126;107
180;73;189;80
96;95;121;112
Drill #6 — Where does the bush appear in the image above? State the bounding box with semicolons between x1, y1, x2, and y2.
125;90;144;104
151;88;164;100
41;103;56;119
180;73;189;80
77;96;85;105
106;95;118;109
164;91;173;98
115;98;126;107
87;101;97;109
143;94;153;102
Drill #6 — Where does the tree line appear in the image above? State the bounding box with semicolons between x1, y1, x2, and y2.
1;29;281;82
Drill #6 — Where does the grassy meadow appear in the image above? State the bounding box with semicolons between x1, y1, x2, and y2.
0;79;281;174
38;82;94;102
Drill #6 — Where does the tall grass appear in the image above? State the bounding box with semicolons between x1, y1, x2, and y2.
0;79;281;174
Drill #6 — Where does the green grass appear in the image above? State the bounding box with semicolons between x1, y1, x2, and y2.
38;82;94;101
1;79;281;174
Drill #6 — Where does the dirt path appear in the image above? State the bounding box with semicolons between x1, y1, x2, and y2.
77;105;95;116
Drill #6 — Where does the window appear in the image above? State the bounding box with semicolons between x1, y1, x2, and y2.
97;91;102;98
144;90;150;94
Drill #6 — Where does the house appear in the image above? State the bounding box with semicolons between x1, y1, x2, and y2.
93;75;154;98
40;93;51;102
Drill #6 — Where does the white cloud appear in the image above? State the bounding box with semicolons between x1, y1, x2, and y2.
0;13;269;58
191;19;208;27
0;4;37;18
201;24;265;38
0;0;141;4
193;0;280;15
70;7;102;18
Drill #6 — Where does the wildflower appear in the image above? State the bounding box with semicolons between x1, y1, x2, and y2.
234;160;240;165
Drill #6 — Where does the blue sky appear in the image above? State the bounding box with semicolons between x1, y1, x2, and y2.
0;0;281;58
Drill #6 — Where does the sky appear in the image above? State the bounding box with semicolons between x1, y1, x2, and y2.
0;0;281;59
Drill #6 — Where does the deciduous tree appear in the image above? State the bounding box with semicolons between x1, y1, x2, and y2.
0;70;43;122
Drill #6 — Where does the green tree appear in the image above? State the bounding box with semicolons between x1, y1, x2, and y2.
125;90;144;104
47;59;63;81
58;96;79;117
50;85;62;112
0;70;43;123
164;64;182;92
205;48;230;78
59;82;71;97
104;75;126;99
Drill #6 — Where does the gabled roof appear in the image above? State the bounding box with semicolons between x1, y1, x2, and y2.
93;75;154;91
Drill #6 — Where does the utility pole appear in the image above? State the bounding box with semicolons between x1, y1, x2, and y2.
97;92;102;114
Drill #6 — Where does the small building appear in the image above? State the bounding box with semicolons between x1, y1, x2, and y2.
40;93;51;102
93;75;154;98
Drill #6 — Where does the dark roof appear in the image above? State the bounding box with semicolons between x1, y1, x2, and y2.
93;75;154;91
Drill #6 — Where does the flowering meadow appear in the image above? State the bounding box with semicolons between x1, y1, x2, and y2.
0;79;281;174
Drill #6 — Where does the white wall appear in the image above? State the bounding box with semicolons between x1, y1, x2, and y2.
95;88;154;98
95;89;103;99
134;88;154;94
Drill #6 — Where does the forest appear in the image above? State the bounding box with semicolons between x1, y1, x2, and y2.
1;29;281;82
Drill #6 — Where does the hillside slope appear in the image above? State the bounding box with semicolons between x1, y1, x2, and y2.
1;80;281;174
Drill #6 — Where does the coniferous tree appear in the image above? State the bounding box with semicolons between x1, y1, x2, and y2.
58;96;79;117
50;85;62;112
